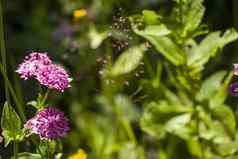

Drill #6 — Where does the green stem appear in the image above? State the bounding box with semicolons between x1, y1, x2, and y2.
0;63;26;121
42;89;50;106
13;140;18;159
32;139;45;159
121;118;137;144
0;0;10;105
47;140;50;159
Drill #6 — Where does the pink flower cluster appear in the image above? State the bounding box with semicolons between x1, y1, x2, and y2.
24;107;70;139
16;52;71;92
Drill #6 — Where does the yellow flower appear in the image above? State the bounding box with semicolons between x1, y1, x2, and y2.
68;149;87;159
73;9;87;20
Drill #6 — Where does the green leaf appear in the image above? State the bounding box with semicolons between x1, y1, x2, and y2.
142;10;160;25
196;71;227;102
110;45;146;76
187;137;203;158
118;143;144;159
16;152;41;159
182;0;205;35
140;101;193;139
1;102;22;147
209;71;233;108
197;106;232;144
143;36;185;65
188;29;238;73
133;24;171;37
130;16;184;65
214;142;238;156
212;105;236;136
88;26;109;49
114;95;140;121
165;113;192;139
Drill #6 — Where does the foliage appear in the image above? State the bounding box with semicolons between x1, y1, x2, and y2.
0;0;238;159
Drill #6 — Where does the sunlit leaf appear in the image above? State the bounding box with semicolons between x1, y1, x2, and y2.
188;29;238;73
196;71;227;102
110;45;146;76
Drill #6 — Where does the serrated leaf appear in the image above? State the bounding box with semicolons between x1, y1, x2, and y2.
110;45;146;76
196;71;227;102
188;29;238;73
1;102;22;147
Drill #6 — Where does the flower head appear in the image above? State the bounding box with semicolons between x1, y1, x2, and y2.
16;52;52;80
36;64;72;92
68;149;87;159
16;52;72;92
228;82;238;97
24;107;70;140
73;9;87;20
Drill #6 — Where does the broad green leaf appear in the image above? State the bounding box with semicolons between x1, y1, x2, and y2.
1;102;22;147
187;137;203;158
209;71;233;108
140;101;193;139
196;71;227;102
110;45;146;76
130;16;184;65
197;106;232;144
214;142;238;156
188;29;238;73
134;25;171;37
143;35;185;65
165;113;192;139
142;10;160;25
212;105;236;136
182;0;205;35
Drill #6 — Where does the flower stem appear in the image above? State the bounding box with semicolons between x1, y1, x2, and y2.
0;63;26;121
0;0;10;105
13;140;18;159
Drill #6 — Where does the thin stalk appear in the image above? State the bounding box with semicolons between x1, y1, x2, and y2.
121;118;137;144
41;89;50;106
0;63;26;121
13;140;18;159
0;0;10;105
47;140;50;159
32;139;45;159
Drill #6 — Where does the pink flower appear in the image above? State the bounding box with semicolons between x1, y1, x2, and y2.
16;52;72;92
24;107;70;140
16;52;52;80
36;64;72;92
234;64;238;76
